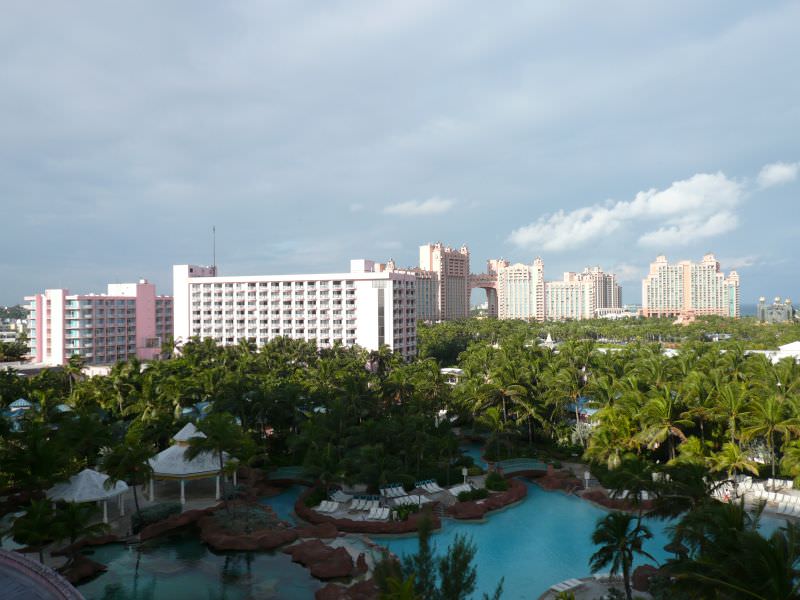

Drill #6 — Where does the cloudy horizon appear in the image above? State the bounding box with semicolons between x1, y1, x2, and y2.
2;1;799;307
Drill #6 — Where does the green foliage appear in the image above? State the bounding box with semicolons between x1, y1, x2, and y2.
51;502;109;559
304;488;327;507
457;488;490;502
664;500;800;599
394;504;420;521
485;471;509;491
0;339;28;362
0;305;27;319
590;512;654;600
381;514;504;600
131;502;181;534
11;499;57;562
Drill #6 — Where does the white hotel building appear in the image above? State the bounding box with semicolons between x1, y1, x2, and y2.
173;259;418;359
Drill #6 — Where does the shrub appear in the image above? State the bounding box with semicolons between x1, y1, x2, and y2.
304;488;327;508
131;502;182;534
457;488;490;502
485;472;508;492
552;460;563;469
394;504;420;521
223;484;245;501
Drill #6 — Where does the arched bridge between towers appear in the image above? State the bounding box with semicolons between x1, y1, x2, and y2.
469;273;498;318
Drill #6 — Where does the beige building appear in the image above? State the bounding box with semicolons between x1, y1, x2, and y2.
641;254;740;318
419;242;470;321
497;258;546;320
545;273;595;321
389;243;470;322
495;259;621;321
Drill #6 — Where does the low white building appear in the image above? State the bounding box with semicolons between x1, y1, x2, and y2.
173;259;417;359
748;341;800;364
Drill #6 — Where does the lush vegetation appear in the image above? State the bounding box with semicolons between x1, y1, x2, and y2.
0;337;28;362
0;339;462;498
374;516;504;600
0;305;26;320
1;314;800;595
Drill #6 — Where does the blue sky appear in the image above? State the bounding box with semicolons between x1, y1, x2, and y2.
2;1;799;306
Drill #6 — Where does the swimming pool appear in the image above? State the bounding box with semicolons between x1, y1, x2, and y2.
79;486;317;600
259;484;305;523
460;442;488;469
376;481;667;599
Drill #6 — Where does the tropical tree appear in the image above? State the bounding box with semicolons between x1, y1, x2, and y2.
590;512;654;600
11;499;56;563
710;442;759;482
637;387;692;461
742;395;800;478
184;413;252;510
102;439;155;522
52;502;109;564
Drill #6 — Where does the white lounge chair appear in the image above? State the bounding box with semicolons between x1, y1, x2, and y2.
331;491;352;503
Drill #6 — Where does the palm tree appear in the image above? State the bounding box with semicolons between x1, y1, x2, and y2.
11;499;56;563
477;407;512;460
590;512;654;600
667;502;800;599
637;387;692;461
710;442;759;481
184;413;250;511
714;382;749;447
52;502;109;565
742;395;800;478
102;440;155;523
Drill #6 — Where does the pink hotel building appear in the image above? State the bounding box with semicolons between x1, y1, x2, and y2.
26;280;173;366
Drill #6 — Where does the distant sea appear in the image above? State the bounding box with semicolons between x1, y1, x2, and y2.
741;303;757;317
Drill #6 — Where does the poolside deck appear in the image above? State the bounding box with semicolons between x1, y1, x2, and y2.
537;576;653;600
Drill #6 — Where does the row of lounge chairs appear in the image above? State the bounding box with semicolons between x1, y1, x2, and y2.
550;579;583;593
380;484;406;498
415;480;445;493
393;494;432;507
367;507;390;520
350;498;380;511
317;500;340;513
773;501;800;517
767;478;795;491
330;490;353;503
448;483;472;496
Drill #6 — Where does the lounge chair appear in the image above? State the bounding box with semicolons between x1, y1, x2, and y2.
331;490;352;503
448;484;470;496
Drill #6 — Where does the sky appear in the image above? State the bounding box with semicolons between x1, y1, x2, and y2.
1;1;799;307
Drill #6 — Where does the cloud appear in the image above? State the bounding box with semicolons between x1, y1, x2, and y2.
719;255;760;270
383;196;455;216
509;172;744;252
611;263;645;282
757;161;799;188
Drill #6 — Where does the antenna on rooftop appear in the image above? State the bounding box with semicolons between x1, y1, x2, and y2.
212;225;216;271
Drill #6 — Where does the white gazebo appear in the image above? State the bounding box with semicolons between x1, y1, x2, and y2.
46;468;129;524
148;423;234;505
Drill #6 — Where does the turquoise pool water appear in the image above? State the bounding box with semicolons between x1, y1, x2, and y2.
460;443;488;469
259;484;305;523
376;482;669;599
79;486;316;600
